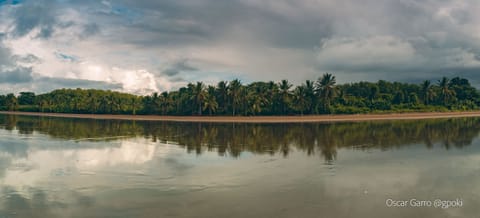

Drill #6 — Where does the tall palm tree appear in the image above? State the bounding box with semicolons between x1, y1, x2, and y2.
87;92;99;114
39;99;49;112
228;79;242;116
279;79;292;115
191;82;207;115
421;80;435;105
437;77;455;105
316;73;338;113
152;92;161;114
304;80;316;114
294;85;309;115
204;86;218;115
5;93;18;111
247;87;268;115
266;81;279;113
131;96;141;115
160;91;170;115
216;81;228;114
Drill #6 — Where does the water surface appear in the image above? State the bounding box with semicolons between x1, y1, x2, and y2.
0;115;479;217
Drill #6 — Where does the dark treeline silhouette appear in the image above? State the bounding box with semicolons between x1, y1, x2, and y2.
0;74;479;115
2;115;479;161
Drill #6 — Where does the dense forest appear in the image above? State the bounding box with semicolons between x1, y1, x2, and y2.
0;74;479;115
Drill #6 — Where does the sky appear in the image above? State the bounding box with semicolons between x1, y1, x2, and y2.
1;0;480;94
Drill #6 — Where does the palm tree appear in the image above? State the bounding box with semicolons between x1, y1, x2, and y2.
438;77;455;105
266;81;279;113
247;88;268;115
421;80;435;105
160;91;170;115
191;82;207;115
216;81;228;114
294;85;309;115
204;86;218;115
39;99;49;112
228;79;242;116
316;73;338;113
87;92;99;114
131;96;141;115
305;80;316;114
5;93;18;111
151;92;162;114
99;95;111;113
279;79;292;115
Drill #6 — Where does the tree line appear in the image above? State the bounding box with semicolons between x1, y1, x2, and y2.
0;73;479;115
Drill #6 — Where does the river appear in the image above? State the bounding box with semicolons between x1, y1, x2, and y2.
0;115;478;217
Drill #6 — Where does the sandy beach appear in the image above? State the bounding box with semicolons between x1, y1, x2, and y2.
1;111;480;123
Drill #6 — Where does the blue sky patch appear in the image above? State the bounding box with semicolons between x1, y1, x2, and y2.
55;52;78;62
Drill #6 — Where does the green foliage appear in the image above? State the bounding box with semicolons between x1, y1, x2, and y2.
1;75;480;115
18;92;35;105
5;94;18;111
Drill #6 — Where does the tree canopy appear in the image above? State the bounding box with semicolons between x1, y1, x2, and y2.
1;74;479;115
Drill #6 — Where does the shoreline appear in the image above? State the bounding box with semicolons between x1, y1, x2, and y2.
1;111;480;123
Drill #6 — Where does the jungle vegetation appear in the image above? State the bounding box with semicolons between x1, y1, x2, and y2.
0;74;479;115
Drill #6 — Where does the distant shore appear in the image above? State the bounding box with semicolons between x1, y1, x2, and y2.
1;111;480;123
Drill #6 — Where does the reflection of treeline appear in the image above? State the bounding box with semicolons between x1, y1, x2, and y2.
0;115;143;140
2;115;479;161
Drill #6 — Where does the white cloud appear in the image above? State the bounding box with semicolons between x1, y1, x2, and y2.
0;139;159;187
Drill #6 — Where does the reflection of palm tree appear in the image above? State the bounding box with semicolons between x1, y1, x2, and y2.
317;125;338;162
4;115;480;164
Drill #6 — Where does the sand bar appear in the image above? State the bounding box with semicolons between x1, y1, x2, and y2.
1;111;480;123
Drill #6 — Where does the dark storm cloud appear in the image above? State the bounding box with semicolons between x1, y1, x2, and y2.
6;0;101;39
0;39;34;84
10;0;58;38
94;0;480;82
0;67;32;83
93;0;333;48
35;77;122;91
12;54;40;64
81;23;100;38
36;77;121;89
161;59;198;77
0;45;11;66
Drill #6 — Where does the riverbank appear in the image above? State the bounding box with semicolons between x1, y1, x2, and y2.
1;111;480;123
